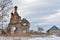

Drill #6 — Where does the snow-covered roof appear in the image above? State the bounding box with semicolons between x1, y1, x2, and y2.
47;25;60;31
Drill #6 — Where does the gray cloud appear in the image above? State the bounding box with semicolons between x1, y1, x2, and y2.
12;0;60;31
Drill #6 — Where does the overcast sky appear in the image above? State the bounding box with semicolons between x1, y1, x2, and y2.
12;0;60;31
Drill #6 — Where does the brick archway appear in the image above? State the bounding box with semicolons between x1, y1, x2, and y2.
7;25;17;34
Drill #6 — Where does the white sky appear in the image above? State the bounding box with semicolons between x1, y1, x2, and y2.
11;0;60;32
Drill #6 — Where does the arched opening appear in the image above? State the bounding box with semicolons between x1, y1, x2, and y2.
11;26;16;34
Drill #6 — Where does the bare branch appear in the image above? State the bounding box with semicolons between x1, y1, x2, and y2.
0;0;13;31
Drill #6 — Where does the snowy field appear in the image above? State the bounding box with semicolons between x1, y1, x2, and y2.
0;35;60;40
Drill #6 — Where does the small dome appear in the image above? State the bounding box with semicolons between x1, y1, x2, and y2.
21;18;29;23
14;6;17;9
21;18;30;26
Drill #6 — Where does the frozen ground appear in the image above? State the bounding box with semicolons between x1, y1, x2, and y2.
0;35;60;40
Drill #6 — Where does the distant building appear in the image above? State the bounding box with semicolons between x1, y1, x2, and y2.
46;25;60;36
7;6;30;34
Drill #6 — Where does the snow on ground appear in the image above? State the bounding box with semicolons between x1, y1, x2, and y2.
26;35;60;40
0;35;60;40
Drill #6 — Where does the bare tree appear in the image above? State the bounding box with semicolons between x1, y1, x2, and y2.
0;0;13;34
38;27;43;33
